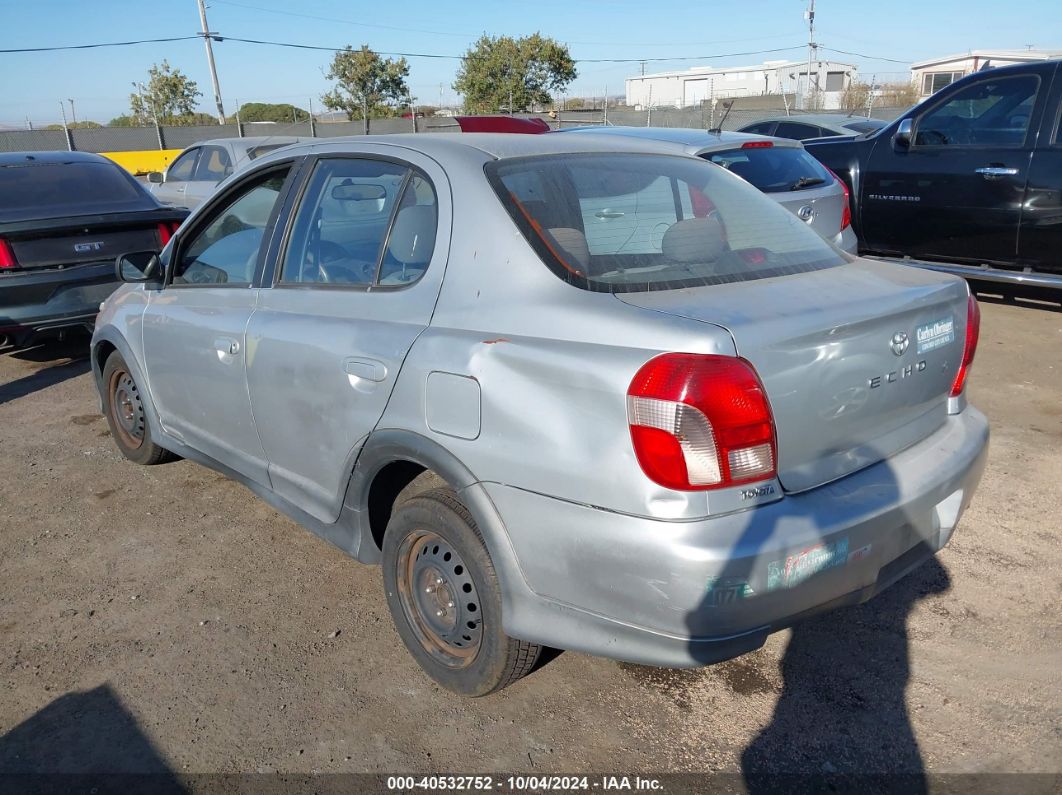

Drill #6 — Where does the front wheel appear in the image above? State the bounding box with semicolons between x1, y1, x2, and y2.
102;351;174;466
382;488;541;696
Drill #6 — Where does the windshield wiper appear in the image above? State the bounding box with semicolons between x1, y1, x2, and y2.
790;176;826;190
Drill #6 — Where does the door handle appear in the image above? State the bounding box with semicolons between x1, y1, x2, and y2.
974;166;1018;179
344;357;387;382
215;337;240;356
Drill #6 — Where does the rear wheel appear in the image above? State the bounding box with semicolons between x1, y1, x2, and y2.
382;487;541;696
102;352;174;465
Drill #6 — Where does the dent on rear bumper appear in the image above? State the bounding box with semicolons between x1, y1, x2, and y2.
487;407;989;667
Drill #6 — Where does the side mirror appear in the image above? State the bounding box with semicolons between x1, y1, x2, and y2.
116;250;161;283
893;118;913;149
147;171;165;184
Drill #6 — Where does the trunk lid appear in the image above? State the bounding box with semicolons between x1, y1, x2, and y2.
5;219;163;270
767;181;847;243
617;258;970;492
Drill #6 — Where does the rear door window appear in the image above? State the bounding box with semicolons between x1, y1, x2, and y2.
705;146;833;193
489;153;845;293
279;157;437;287
773;121;823;140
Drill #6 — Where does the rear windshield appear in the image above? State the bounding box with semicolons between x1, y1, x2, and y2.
488;153;846;293
703;146;833;193
843;120;885;134
0;161;150;217
247;143;291;160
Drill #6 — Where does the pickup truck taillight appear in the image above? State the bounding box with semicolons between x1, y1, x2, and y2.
824;166;852;232
627;353;777;491
950;294;981;397
0;238;17;269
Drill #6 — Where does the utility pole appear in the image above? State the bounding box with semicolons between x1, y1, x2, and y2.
59;100;73;151
308;96;317;137
197;0;226;123
805;0;817;108
67;98;76;126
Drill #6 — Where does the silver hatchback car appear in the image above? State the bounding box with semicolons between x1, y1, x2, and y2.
93;134;988;696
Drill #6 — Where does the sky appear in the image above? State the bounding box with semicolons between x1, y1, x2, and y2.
1;0;1060;126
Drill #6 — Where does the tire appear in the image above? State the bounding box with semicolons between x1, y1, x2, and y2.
101;351;175;466
382;487;541;696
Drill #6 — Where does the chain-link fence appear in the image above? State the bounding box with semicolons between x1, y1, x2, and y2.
0;106;907;154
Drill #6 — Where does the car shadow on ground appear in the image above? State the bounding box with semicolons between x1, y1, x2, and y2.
0;336;91;407
738;554;949;793
0;683;185;791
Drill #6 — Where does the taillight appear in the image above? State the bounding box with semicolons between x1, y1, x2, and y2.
627;353;777;491
0;238;17;269
824;166;852;232
950;294;981;397
156;221;180;247
741;140;774;149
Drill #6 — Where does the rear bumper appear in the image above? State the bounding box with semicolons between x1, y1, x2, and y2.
486;407;989;667
0;262;118;343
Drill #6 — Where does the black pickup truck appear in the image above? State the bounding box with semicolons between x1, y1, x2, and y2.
805;59;1062;291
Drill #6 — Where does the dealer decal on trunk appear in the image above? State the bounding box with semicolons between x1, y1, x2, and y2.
916;316;955;355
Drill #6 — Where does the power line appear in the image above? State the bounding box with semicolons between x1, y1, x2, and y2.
0;33;912;69
0;36;200;54
819;46;911;65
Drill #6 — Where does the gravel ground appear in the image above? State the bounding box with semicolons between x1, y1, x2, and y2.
0;297;1059;788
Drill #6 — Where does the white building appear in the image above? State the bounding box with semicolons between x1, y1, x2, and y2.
625;60;858;111
911;49;1062;98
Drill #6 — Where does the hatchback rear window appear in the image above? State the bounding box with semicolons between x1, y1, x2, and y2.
488;153;846;293
0;161;150;217
704;146;834;193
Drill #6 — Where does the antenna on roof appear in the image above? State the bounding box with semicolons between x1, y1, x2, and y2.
708;99;734;133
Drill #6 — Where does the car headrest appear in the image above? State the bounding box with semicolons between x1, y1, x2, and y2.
542;227;590;272
387;205;437;265
661;216;727;263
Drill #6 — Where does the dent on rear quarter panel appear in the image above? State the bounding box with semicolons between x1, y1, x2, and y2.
377;180;741;520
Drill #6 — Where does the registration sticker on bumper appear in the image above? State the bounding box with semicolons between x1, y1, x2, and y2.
767;538;849;591
916;316;955;354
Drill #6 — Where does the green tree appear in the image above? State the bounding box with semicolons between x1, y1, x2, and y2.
238;102;310;123
129;60;203;125
321;45;410;134
44;121;102;130
454;33;577;114
108;115;139;127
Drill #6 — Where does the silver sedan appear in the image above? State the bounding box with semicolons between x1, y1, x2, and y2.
94;133;987;696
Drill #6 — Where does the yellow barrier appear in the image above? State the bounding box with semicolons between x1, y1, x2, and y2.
101;149;183;176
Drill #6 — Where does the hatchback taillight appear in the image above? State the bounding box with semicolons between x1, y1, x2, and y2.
157;221;180;247
0;238;17;269
824;166;852;232
950;294;981;397
627;353;777;491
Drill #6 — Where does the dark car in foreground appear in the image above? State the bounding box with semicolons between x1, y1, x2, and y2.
804;59;1062;292
0;151;188;347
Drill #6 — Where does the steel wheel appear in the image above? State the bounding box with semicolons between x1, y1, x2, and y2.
396;529;483;668
108;367;146;451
